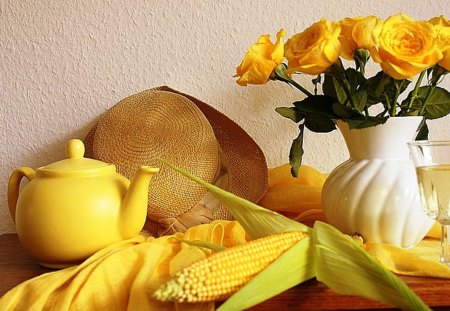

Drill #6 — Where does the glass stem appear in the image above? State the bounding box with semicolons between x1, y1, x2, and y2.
440;223;450;265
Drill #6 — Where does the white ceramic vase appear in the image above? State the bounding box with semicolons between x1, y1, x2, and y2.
322;116;434;248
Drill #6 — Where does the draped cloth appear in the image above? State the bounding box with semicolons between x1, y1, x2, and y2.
1;220;449;311
0;221;248;311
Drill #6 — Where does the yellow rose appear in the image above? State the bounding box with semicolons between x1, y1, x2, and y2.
339;17;364;60
235;29;286;86
284;19;341;75
429;15;450;27
339;16;380;60
429;16;450;71
371;13;443;80
352;16;381;50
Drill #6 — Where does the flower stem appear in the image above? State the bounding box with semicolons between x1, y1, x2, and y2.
273;64;313;97
326;61;357;109
342;81;356;110
419;87;435;115
391;80;404;116
384;93;391;116
407;71;426;110
288;79;313;97
418;67;446;115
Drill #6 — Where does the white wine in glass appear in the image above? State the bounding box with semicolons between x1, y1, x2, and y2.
409;141;450;265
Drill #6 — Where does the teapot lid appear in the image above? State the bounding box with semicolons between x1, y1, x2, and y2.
38;139;115;174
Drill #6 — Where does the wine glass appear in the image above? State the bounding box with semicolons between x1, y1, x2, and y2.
408;141;450;265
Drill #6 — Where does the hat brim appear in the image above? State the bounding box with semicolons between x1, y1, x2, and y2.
154;86;268;203
84;86;268;234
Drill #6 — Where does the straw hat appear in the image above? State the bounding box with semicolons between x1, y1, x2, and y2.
84;86;268;237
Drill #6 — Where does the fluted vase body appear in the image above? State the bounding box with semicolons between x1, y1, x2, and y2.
322;116;434;248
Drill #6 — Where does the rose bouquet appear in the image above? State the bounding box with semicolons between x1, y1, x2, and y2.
235;14;450;176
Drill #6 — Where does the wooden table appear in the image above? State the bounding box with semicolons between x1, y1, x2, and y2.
1;233;450;310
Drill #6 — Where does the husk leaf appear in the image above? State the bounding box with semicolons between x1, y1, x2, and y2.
165;163;430;310
163;161;310;238
313;221;431;311
217;236;314;311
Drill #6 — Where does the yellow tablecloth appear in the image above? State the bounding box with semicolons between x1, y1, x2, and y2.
0;220;248;311
1;220;449;311
365;238;450;278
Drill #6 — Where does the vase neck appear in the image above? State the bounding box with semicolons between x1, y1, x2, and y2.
336;117;423;160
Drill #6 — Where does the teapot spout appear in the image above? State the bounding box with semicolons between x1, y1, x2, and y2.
120;166;159;238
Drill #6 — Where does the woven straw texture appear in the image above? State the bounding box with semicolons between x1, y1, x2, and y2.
84;87;268;236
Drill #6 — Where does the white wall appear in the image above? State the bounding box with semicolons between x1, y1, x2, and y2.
2;0;450;233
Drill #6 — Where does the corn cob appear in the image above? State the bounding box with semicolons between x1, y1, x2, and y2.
153;230;306;303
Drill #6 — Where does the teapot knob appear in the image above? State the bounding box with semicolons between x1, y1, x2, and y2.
67;139;85;159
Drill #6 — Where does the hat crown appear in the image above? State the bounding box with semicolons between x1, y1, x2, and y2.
91;90;221;222
84;87;268;237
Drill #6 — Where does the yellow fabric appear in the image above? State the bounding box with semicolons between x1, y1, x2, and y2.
365;238;450;278
426;221;441;239
0;220;248;311
264;164;450;279
259;164;326;224
2;162;447;310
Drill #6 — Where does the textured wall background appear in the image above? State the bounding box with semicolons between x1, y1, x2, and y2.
1;0;450;233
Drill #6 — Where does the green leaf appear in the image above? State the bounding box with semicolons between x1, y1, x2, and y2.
217;236;315;311
304;115;336;133
161;161;310;238
275;107;304;123
332;102;358;118
363;72;410;109
342;116;388;129
399;95;422;116
326;59;346;80
292;95;337;119
163;163;431;310
416;120;429;140
352;89;369;114
313;222;431;311
322;73;335;97
417;86;450;119
430;65;449;85
364;71;390;103
344;68;366;93
323;75;347;105
289;123;305;177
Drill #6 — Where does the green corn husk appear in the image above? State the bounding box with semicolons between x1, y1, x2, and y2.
217;236;314;311
164;162;431;310
163;161;310;238
313;221;431;311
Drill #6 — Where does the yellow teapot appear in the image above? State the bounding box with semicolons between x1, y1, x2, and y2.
7;139;159;268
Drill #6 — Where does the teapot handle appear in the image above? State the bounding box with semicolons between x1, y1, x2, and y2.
8;167;36;222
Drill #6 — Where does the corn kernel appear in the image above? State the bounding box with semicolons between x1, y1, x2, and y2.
153;231;305;302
